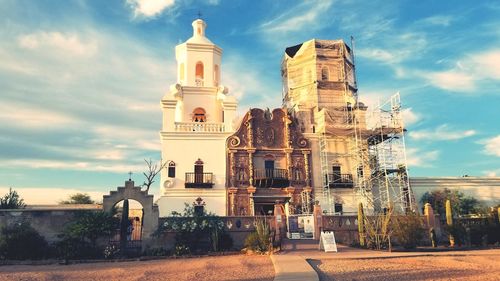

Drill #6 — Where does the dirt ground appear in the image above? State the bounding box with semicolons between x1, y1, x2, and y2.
308;249;500;281
0;255;274;281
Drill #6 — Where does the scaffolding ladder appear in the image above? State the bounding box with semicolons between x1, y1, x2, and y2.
319;133;334;214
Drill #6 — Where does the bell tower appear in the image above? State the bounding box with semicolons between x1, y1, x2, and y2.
176;19;221;88
158;18;238;216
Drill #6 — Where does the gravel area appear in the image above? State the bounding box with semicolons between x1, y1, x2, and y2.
308;250;500;281
0;255;274;281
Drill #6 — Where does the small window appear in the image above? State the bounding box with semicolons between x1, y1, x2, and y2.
357;166;364;178
214;65;219;86
321;66;329;80
195;61;204;86
334;203;343;214
168;162;176;178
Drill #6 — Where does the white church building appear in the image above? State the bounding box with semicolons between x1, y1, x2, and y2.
156;19;238;216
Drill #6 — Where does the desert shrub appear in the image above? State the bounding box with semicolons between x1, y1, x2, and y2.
467;223;500;246
173;244;191;256
391;213;425;249
445;224;467;246
142;246;169;257
244;219;271;253
244;232;261;251
103;243;121;259
56;211;119;259
0;221;48;260
159;204;226;255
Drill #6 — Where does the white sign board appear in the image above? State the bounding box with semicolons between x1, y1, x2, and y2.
319;231;338;252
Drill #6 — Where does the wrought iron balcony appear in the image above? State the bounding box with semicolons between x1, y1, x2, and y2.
253;168;289;188
326;173;354;188
185;172;214;188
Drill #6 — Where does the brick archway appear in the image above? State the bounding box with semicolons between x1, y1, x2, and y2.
103;180;159;240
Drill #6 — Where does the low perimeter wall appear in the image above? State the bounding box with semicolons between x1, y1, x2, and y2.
0;207;102;242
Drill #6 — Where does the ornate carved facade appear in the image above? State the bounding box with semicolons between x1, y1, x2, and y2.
226;108;312;216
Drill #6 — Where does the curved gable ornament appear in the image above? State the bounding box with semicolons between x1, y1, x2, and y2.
103;180;159;242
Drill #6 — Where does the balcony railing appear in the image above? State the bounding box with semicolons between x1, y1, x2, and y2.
253;168;289;188
326;173;354;188
185;172;214;188
175;122;225;132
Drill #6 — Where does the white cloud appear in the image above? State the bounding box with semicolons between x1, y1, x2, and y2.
406;148;439;167
421;49;500;92
357;32;428;66
206;0;220;5
423;70;475;92
0;102;76;128
357;48;397;63
126;0;175;18
401;108;421;126
18;32;98;57
479;135;500;157
409;124;476;141
223;54;280;111
417;15;453;27
483;170;499;177
0;159;145;173
1;26;172;176
260;0;334;33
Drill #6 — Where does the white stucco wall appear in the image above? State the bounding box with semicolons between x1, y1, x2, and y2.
410;177;500;211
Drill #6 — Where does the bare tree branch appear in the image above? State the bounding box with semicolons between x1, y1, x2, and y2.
142;159;168;193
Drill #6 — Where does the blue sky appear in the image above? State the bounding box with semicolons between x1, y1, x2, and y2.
0;0;499;204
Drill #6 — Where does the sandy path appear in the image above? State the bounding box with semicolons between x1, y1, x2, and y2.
309;250;500;281
0;255;274;281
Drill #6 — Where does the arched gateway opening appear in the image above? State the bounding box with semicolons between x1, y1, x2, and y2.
103;179;159;252
112;199;144;242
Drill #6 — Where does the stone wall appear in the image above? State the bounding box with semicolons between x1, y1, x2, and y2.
321;215;359;244
0;206;102;242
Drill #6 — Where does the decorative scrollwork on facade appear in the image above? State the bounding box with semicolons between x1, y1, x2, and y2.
256;127;264;145
297;137;308;148
229;136;241;147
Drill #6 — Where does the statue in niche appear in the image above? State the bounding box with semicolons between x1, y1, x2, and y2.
264;127;275;146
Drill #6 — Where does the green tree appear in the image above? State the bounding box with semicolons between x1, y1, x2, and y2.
60;193;95;204
420;188;481;216
392;212;425;249
0;188;26;209
0;221;48;260
56;211;119;259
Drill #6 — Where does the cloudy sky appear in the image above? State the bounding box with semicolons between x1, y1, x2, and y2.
1;0;499;204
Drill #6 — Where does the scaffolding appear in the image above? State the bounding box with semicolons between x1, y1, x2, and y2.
362;93;416;213
282;39;415;215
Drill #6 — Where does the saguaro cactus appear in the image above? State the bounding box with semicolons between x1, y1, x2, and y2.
358;202;365;247
445;199;455;247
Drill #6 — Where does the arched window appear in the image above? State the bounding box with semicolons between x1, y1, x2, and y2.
179;63;185;83
321;66;329;81
195;62;204;86
168;161;176;178
214;64;219;86
192;107;206;122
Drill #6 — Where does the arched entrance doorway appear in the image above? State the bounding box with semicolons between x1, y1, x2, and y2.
112;199;144;242
103;179;159;251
